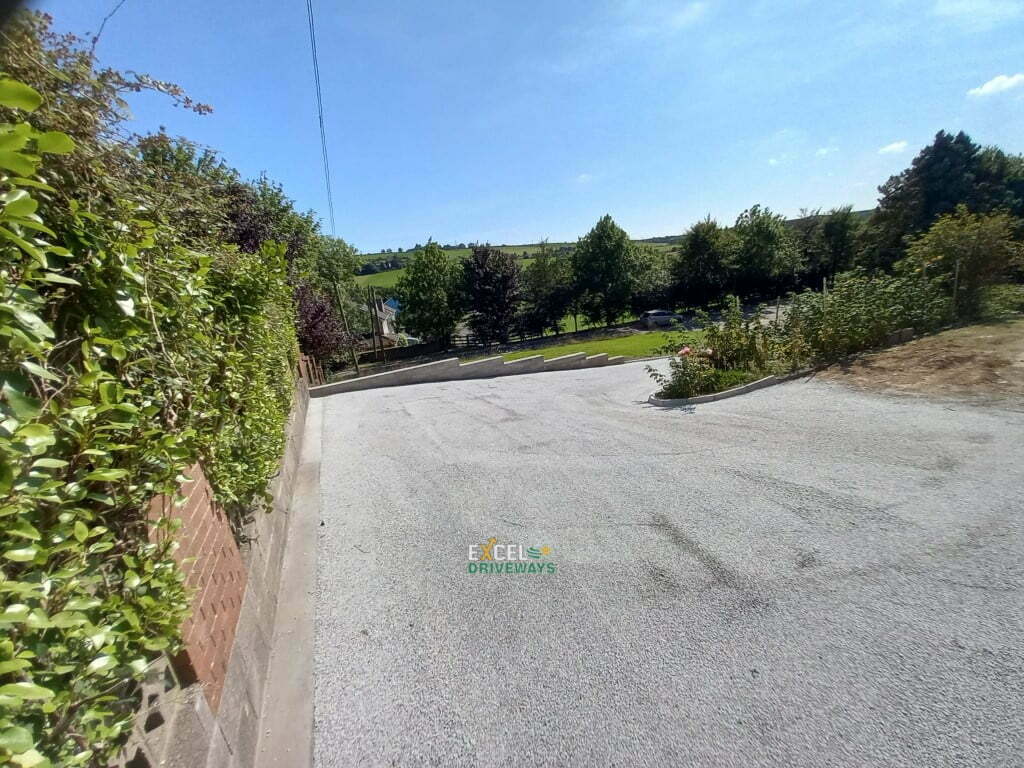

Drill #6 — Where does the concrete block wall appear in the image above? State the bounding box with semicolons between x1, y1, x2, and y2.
117;378;310;768
311;351;626;397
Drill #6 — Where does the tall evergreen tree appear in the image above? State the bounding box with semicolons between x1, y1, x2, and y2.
463;247;522;345
861;131;1024;269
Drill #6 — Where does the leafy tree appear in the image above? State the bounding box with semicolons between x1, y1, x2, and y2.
790;206;862;286
861;131;1024;269
309;235;360;296
521;243;573;335
294;283;354;360
571;214;643;325
630;244;673;314
902;206;1023;317
820;206;862;278
671;216;736;307
730;204;799;298
395;242;464;345
463;247;522;345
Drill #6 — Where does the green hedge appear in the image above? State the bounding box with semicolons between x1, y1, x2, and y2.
0;80;296;766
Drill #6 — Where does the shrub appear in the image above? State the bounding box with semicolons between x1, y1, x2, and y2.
647;347;755;399
0;77;296;766
647;270;954;397
777;269;951;364
702;296;773;372
902;205;1023;318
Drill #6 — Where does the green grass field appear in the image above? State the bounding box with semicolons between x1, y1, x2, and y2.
355;268;407;289
356;256;539;291
354;239;676;291
497;330;700;361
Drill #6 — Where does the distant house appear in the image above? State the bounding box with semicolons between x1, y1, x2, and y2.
376;297;399;337
359;296;400;350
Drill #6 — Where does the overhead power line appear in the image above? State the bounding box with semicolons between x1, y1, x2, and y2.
305;0;337;235
90;0;129;56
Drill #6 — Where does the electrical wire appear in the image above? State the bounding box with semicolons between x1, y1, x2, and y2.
304;0;337;235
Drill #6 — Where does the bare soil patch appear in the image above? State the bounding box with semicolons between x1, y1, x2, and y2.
818;319;1024;402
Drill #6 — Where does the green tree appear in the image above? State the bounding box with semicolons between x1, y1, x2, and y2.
571;214;642;326
790;206;862;286
861;131;1024;269
671;216;736;307
463;247;522;345
521;242;573;335
902;206;1023;317
630;244;673;314
395;242;464;345
730;205;799;298
820;206;862;278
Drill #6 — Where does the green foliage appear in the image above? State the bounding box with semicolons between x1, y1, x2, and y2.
571;214;642;326
649;270;952;396
629;244;673;315
790;206;862;284
980;283;1024;320
702;297;773;372
520;243;572;336
647;353;754;399
778;270;951;364
901;206;1023;318
861;131;1024;269
0;69;297;768
395;242;464;345
730;204;800;298
671;216;736;308
462;247;522;345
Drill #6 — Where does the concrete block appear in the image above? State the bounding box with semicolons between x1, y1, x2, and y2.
161;687;215;768
583;353;609;367
455;356;505;379
310;358;460;396
502;355;546;375
606;356;626;365
542;352;588;372
215;652;259;768
204;726;233;768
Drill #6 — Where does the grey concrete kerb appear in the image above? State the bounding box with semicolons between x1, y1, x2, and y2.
253;398;321;768
647;370;810;407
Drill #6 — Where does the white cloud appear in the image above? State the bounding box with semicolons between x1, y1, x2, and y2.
669;2;708;29
576;173;593;184
968;73;1024;97
878;140;908;154
618;0;711;39
539;1;712;76
933;0;1023;26
815;147;838;157
768;158;780;166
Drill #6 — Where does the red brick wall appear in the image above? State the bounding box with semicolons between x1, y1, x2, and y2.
150;464;247;712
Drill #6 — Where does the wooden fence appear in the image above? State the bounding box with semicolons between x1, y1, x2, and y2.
298;354;325;386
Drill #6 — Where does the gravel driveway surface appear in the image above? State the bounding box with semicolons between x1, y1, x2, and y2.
314;361;1023;767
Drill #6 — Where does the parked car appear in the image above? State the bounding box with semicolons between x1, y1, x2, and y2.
639;309;684;328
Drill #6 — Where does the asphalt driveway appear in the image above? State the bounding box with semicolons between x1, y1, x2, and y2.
313;361;1024;767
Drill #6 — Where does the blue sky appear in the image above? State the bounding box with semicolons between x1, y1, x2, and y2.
44;0;1024;253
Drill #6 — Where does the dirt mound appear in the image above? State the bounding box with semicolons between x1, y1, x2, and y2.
818;319;1024;402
